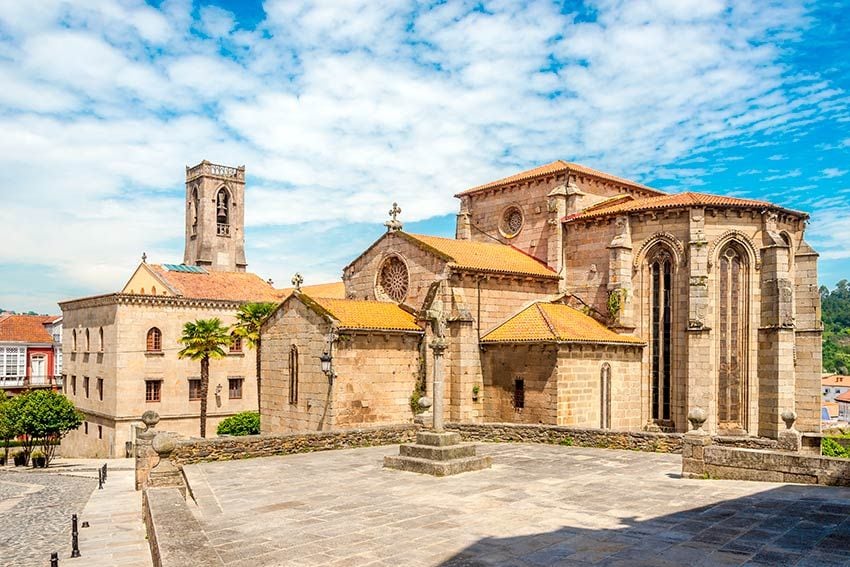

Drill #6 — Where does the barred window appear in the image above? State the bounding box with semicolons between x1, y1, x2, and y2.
145;380;161;402
188;379;202;401
229;377;243;399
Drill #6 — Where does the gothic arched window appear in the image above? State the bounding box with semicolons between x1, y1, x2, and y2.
216;188;230;235
649;248;673;422
600;363;612;429
289;345;299;404
146;327;162;353
718;243;749;431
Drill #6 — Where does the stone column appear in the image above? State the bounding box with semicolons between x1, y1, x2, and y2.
456;197;472;240
431;337;448;432
682;407;712;478
759;215;795;439
135;411;160;491
607;215;634;330
686;208;713;432
547;184;568;283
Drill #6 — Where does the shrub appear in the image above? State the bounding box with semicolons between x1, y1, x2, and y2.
822;437;850;458
216;412;260;436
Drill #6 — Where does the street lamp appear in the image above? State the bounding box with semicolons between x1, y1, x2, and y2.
320;351;335;382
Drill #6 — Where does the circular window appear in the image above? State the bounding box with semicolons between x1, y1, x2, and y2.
500;206;524;238
376;256;409;302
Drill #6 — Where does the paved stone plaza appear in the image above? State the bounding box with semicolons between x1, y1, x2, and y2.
0;469;95;567
183;444;850;566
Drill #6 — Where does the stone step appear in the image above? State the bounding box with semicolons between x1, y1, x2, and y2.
399;443;477;461
416;431;461;447
383;454;492;477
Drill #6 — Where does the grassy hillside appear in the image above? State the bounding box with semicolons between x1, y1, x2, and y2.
821;281;850;374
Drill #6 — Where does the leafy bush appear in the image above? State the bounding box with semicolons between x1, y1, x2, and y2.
822;437;850;458
216;412;260;436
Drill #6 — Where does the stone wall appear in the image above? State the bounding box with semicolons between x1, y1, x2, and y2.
700;446;850;486
170;424;419;466
447;422;684;453
143;487;222;567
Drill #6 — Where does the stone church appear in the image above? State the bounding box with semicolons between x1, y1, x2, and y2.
261;160;822;439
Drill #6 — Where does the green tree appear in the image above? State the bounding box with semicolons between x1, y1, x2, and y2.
178;318;231;438
16;390;82;466
232;302;276;413
0;392;22;464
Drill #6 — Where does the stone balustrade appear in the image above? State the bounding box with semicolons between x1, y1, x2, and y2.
186;160;245;181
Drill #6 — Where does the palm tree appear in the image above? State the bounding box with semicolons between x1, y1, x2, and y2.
178;318;231;438
232;302;277;413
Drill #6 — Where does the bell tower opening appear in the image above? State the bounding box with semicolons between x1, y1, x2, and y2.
183;160;247;272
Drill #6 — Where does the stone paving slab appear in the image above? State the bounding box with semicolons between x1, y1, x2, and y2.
66;469;152;567
184;443;850;567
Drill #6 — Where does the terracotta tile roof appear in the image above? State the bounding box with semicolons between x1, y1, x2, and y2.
565;191;806;222
822;374;850;387
481;302;644;345
0;315;56;344
402;233;558;279
456;160;662;197
836;391;850;404
148;265;283;302
306;296;422;333
277;282;346;299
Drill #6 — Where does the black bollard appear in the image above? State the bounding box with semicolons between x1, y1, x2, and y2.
50;551;58;566
97;468;102;490
70;514;80;558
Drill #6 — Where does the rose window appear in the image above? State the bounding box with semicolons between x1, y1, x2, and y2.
377;256;409;302
501;206;524;237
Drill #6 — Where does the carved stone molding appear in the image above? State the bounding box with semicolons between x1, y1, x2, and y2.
707;230;761;271
632;232;685;272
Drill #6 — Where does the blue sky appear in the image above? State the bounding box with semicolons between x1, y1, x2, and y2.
1;0;849;314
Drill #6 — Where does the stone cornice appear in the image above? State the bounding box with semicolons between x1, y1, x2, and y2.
59;293;250;311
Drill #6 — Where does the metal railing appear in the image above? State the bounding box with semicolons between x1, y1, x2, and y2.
0;375;63;389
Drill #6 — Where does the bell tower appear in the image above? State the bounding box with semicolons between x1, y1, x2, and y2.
183;160;247;272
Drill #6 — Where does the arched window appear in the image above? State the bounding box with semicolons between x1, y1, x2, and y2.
146;328;162;353
190;187;199;235
230;334;242;353
718;242;749;431
600;363;612;429
288;345;299;404
216;188;230;235
85;329;90;352
151;286;157;295
99;327;104;352
649;248;673;423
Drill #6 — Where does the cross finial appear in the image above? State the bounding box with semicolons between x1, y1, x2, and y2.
141;252;147;264
384;202;403;232
291;273;303;291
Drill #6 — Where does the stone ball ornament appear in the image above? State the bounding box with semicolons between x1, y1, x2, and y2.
418;396;433;409
141;410;160;429
687;407;707;431
781;410;797;430
152;433;176;456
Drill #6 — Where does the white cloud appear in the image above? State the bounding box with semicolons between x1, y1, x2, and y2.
0;0;846;311
819;168;848;179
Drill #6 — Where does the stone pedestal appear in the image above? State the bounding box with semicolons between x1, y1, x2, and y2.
135;411;160;491
777;410;802;452
682;407;712;478
383;431;492;477
148;433;186;498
